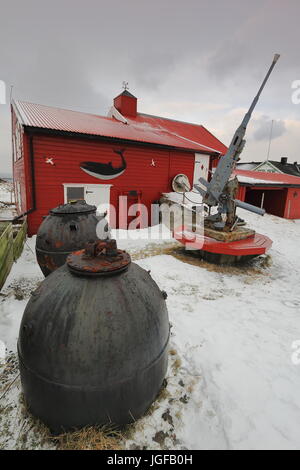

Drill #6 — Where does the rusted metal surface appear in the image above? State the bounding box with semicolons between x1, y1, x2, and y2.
67;239;131;276
36;200;102;276
18;256;169;432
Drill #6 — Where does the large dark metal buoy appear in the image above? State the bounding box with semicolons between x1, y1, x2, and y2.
36;200;103;276
18;240;169;433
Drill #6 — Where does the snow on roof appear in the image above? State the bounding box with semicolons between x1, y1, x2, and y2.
236;162;260;171
234;169;300;187
12;100;227;155
238;160;300;177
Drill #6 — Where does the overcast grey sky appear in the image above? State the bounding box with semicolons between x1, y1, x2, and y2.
0;0;299;175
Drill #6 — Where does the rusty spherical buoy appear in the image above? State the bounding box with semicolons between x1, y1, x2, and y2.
18;240;169;433
35;200;106;276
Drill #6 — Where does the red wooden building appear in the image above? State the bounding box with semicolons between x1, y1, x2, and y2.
12;90;227;235
235;169;300;219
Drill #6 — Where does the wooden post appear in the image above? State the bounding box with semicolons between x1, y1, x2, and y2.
0;219;27;290
0;222;13;290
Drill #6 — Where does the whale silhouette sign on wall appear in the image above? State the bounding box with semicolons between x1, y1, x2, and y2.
80;149;127;180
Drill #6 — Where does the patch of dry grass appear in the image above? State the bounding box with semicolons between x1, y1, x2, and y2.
130;242;180;261
52;425;124;451
172;358;182;375
128;238;271;278
169;348;177;356
170;247;272;276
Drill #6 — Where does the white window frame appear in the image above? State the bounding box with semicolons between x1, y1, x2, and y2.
62;184;112;220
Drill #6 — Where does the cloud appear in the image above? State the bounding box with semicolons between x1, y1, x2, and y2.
130;52;176;91
0;0;300;175
252;116;287;141
208;41;248;79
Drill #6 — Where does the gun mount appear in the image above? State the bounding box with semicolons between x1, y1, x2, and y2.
195;54;280;232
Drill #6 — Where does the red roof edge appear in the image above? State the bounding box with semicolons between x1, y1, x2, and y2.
199;125;228;155
234;169;300;186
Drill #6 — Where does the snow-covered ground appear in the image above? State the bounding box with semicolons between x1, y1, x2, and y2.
0;180;16;220
0;206;300;450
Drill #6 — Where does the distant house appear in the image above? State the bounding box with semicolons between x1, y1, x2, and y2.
12;90;227;235
234;169;300;219
237;157;300;177
234;157;300;219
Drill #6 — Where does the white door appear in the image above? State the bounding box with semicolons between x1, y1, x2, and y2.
193;153;210;186
63;183;111;217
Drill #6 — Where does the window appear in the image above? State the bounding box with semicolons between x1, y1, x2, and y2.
66;186;85;202
13;121;23;162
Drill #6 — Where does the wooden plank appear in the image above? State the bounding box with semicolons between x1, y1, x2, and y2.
0;223;13;264
0;220;27;291
0;223;14;290
13;220;27;261
0;246;14;289
0;222;8;237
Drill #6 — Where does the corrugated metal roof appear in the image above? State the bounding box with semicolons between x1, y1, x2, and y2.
13;100;227;154
234;169;300;187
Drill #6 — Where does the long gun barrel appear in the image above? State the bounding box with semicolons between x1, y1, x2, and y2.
203;54;280;206
234;199;265;216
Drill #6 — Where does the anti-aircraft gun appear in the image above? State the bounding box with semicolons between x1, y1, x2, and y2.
195;54;280;232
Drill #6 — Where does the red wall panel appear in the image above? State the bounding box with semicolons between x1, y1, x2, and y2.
168;151;194;191
25;134;196;234
237;185;246;201
285;188;300;219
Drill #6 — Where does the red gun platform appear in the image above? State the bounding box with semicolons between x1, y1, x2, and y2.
173;227;272;264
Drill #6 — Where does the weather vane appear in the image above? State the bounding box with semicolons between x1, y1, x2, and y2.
122;81;129;90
